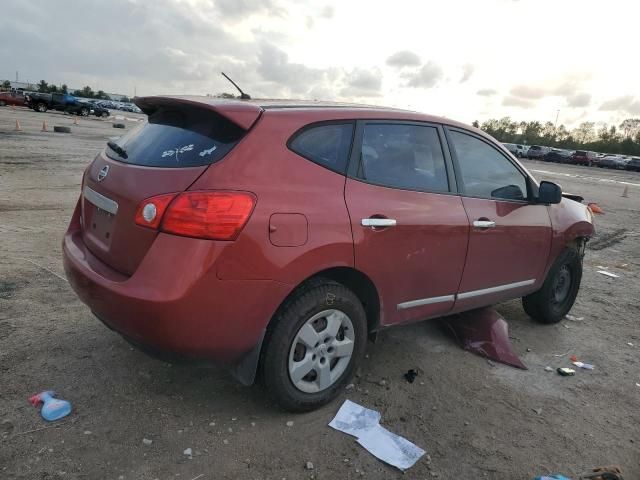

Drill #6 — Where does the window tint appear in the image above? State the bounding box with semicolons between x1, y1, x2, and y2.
359;124;449;192
105;106;245;167
289;123;354;173
450;131;528;201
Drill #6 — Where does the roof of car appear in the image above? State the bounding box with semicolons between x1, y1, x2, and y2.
135;95;476;132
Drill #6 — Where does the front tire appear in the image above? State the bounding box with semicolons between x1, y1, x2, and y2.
36;103;47;112
261;279;367;412
523;248;582;324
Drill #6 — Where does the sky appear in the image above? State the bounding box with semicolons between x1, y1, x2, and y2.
1;0;639;128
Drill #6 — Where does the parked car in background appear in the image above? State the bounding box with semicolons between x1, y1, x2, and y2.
63;96;595;411
544;149;574;163
527;145;551;159
502;143;528;158
569;150;598;166
598;155;630;170
0;91;27;107
626;157;640;172
88;101;110;118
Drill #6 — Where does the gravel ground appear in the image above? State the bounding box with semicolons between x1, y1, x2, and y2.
0;106;638;480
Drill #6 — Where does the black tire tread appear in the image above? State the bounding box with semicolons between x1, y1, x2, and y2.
260;278;366;412
523;248;582;324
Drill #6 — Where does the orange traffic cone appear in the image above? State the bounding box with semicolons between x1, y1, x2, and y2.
14;119;21;131
41;120;48;132
587;202;604;214
621;186;629;198
73;116;78;125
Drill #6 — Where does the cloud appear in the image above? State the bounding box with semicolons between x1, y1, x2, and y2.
460;63;475;83
405;61;443;88
320;5;335;18
341;68;382;96
599;95;640;114
386;50;421;68
477;88;498;96
566;93;591;108
502;96;534;108
508;76;592;107
214;0;283;18
0;0;257;95
257;43;329;95
510;85;546;99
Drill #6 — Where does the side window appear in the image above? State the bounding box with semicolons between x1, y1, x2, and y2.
289;123;354;173
359;123;449;192
450;130;528;201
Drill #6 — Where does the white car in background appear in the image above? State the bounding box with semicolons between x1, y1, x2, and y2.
502;143;529;158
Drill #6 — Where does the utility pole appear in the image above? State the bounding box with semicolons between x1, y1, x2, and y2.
554;109;560;130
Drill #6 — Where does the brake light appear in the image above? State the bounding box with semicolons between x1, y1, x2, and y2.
161;191;256;240
134;193;178;229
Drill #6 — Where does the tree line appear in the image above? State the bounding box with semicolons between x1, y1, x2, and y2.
473;117;640;156
1;79;130;103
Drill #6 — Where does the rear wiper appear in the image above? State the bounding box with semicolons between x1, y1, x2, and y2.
107;141;128;159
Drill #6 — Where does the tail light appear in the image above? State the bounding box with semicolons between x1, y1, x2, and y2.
134;193;177;229
135;191;256;240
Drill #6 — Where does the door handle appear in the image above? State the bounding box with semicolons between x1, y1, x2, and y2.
361;218;397;228
473;220;496;228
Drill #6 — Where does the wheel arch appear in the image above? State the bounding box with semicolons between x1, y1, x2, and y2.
230;266;381;386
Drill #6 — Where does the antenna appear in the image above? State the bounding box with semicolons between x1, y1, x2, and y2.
221;72;251;100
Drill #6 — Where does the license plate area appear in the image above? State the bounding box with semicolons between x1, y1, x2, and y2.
83;186;118;247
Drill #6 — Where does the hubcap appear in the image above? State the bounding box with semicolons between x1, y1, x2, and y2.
288;309;355;394
552;265;572;304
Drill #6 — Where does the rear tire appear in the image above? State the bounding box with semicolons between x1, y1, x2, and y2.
0;100;6;107
523;248;582;324
261;278;367;412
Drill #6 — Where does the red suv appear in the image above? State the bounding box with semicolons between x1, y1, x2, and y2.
63;96;595;411
570;150;598;166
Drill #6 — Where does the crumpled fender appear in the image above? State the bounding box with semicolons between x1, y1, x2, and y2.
546;197;595;274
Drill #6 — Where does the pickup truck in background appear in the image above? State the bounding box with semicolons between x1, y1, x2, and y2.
25;92;93;116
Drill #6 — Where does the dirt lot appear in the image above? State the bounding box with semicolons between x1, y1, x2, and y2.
1;106;638;480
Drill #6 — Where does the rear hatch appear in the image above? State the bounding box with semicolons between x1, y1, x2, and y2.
80;97;262;276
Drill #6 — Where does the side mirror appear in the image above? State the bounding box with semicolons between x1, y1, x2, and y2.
537;181;562;204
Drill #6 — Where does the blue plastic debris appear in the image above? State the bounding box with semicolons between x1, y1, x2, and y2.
29;391;72;422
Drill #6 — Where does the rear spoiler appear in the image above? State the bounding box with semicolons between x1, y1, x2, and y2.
134;95;263;130
562;192;584;203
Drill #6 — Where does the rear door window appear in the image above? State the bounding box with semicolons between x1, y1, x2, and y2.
357;123;449;193
289;123;354;173
106;106;245;167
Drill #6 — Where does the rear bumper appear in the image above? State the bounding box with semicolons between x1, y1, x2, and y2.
62;203;291;364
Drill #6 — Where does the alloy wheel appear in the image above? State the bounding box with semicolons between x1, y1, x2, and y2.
288;309;355;393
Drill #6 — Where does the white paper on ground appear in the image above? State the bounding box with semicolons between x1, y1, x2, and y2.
597;270;619;278
328;399;381;438
357;424;426;471
329;399;425;470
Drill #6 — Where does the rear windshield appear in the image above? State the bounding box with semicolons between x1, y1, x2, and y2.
530;146;541;151
106;106;245;167
575;151;587;155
